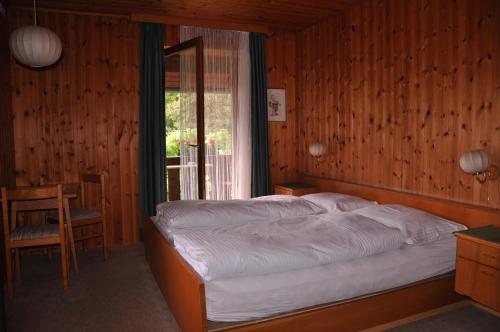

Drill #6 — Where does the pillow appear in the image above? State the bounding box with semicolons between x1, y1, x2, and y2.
353;204;467;245
300;192;377;212
155;196;326;229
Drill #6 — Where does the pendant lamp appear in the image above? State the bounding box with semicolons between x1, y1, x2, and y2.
9;0;62;68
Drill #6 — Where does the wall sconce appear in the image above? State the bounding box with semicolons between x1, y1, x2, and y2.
309;142;326;162
459;149;498;184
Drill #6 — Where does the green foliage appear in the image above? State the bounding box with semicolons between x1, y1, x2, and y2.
165;91;233;157
165;92;180;157
166;131;180;156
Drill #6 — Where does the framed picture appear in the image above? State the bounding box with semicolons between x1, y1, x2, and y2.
267;89;286;122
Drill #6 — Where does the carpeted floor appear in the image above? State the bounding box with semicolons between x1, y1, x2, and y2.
5;245;500;332
6;245;181;332
386;305;500;332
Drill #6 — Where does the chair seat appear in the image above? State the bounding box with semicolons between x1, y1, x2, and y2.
49;208;101;222
10;224;60;241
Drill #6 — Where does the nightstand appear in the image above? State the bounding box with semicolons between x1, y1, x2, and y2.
273;183;319;196
454;225;500;312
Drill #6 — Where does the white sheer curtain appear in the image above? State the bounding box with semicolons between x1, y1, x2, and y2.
179;48;199;200
180;27;251;200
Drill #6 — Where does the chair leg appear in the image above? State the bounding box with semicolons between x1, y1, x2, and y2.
102;223;108;260
60;240;69;291
5;246;13;298
14;249;21;283
63;198;78;273
83;228;88;251
47;245;53;262
66;225;79;273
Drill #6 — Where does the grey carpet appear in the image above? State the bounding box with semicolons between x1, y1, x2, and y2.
5;245;500;332
6;245;181;332
386;305;500;332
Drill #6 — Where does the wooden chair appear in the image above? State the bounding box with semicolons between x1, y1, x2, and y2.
50;173;108;271
1;185;69;298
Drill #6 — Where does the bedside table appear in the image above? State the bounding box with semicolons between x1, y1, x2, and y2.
273;183;319;196
455;225;500;312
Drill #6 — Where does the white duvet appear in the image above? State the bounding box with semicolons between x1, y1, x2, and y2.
155;195;326;229
171;212;406;281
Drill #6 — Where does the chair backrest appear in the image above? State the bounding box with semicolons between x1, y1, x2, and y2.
80;173;106;216
1;185;65;240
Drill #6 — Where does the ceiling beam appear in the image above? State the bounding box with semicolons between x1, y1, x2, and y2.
130;12;269;34
8;5;130;19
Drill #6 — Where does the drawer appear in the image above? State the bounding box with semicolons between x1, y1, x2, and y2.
457;238;500;269
455;257;500;311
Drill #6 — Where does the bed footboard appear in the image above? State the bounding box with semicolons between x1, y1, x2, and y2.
144;217;207;332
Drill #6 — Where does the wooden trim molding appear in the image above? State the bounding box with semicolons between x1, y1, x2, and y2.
301;175;500;229
130;12;269;34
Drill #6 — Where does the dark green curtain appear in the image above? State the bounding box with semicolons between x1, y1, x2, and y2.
250;32;271;197
139;23;166;217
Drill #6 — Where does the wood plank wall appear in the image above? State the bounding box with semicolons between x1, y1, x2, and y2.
0;12;15;188
8;8;141;245
6;6;293;246
297;0;500;209
266;30;298;185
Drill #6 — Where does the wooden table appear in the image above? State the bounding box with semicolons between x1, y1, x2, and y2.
273;182;319;196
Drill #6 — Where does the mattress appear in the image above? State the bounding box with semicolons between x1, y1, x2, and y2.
205;237;457;321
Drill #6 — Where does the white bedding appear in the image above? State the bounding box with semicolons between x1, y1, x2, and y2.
155;195;325;229
170;212;405;280
151;197;463;322
205;237;457;321
353;204;467;244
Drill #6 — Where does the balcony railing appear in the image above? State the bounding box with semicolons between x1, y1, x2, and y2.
166;151;232;201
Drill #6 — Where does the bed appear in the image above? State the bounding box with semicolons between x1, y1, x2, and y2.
144;175;500;332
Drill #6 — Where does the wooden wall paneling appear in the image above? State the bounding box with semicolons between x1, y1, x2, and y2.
266;30;298;185
165;24;180;47
10;0;353;31
0;7;15;278
9;8;140;245
477;0;499;205
0;11;15;189
296;0;500;209
494;0;500;205
128;18;141;244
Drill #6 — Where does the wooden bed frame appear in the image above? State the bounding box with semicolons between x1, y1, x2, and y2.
144;176;500;332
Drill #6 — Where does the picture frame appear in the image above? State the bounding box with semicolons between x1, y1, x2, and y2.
267;88;286;122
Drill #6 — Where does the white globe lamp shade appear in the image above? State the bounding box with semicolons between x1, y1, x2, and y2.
459;149;489;174
309;142;326;157
9;25;62;68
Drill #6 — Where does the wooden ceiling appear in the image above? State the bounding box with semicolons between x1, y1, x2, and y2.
8;0;358;30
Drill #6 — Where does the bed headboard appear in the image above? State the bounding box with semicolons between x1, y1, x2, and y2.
301;175;500;229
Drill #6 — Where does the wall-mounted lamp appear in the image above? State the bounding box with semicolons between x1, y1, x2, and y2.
459;149;498;184
309;142;327;161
